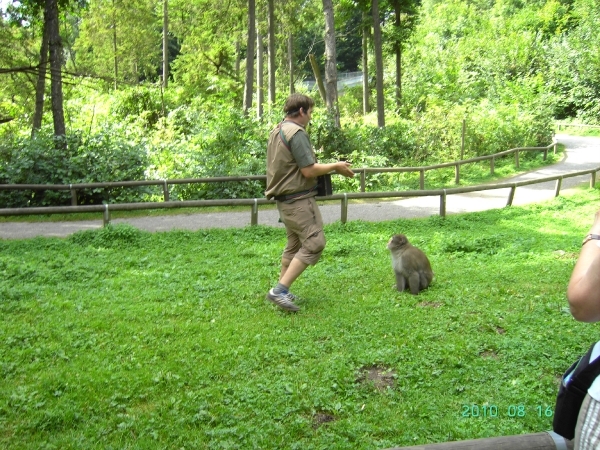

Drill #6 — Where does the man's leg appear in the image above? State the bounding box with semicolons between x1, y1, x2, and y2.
279;257;292;281
267;198;323;311
280;257;308;288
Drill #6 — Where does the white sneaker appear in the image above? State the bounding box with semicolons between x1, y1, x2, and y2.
266;289;300;312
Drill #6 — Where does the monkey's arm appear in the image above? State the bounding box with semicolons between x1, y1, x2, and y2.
567;209;600;322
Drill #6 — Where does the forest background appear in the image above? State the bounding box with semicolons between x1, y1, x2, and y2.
0;0;598;207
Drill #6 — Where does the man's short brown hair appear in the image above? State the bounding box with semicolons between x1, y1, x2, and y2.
283;94;315;118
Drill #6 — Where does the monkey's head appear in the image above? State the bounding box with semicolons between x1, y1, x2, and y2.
387;234;409;251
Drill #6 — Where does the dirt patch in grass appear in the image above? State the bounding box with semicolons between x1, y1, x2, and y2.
312;412;336;429
417;301;442;308
358;365;397;391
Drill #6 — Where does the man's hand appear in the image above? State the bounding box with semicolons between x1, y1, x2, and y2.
335;161;355;178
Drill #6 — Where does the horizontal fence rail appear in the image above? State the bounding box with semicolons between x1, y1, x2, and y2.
383;431;572;450
0;166;597;227
556;122;600;131
0;145;556;205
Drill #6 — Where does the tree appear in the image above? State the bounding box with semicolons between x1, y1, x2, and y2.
167;0;245;98
32;6;49;134
322;0;339;127
362;8;371;115
46;0;66;138
387;0;420;108
162;0;169;88
287;32;294;94
267;0;275;105
243;0;256;113
372;0;385;127
74;0;161;87
256;29;264;118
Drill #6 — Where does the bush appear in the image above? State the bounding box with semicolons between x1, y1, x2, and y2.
0;127;150;207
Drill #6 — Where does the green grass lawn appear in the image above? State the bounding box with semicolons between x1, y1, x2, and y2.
1;188;599;449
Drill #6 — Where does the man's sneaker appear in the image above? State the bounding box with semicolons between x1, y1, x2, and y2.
266;289;300;312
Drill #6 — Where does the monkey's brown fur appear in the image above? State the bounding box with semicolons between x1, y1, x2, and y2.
387;234;434;295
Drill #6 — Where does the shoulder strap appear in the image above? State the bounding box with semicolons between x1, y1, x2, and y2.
278;120;299;151
279;125;290;150
568;343;600;393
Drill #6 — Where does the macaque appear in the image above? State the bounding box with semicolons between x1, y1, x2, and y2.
387;234;434;295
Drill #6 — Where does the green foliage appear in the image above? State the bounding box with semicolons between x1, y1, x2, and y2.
111;85;166;129
73;0;161;85
1;189;598;448
69;223;146;248
147;104;274;200
0;0;582;207
0;128;150;207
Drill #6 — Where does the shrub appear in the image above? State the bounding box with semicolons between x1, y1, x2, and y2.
0;127;150;207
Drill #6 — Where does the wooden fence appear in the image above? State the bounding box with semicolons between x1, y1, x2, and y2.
383;431;572;450
0;165;597;227
0;144;556;208
556;122;600;132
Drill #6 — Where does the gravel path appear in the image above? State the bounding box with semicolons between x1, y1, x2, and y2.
1;134;599;240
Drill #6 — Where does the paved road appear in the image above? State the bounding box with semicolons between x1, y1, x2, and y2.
1;134;599;240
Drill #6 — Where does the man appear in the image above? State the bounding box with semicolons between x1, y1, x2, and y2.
265;94;355;312
567;208;600;449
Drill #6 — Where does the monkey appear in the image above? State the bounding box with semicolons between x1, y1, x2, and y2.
387;234;434;295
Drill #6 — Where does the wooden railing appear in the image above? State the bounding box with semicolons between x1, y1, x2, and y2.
0;165;596;227
556;122;600;131
0;144;556;206
384;430;572;449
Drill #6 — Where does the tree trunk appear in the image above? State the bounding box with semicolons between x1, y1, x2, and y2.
309;54;326;102
235;40;241;79
394;5;401;108
372;0;385;127
256;30;264;118
162;0;169;88
288;32;295;94
32;16;50;136
112;0;118;90
322;0;339;127
362;10;370;115
243;0;256;113
46;0;66;139
267;0;276;105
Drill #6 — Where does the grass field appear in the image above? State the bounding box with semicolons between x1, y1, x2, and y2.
1;187;599;449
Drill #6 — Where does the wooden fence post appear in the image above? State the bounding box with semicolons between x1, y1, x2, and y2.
70;185;77;206
163;180;170;202
251;199;258;226
507;184;516;206
440;190;447;217
461;118;466;160
341;193;348;223
103;204;111;226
